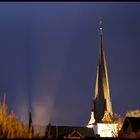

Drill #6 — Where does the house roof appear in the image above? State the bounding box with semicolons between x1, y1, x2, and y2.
121;117;140;133
62;130;85;139
46;125;95;138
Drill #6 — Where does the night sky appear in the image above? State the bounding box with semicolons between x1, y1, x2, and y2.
0;2;140;126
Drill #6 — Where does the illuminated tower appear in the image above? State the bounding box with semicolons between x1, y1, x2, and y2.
87;18;113;128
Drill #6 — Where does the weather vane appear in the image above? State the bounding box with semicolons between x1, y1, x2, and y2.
99;17;103;34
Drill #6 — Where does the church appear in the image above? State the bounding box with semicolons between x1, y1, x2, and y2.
87;18;118;137
30;19;118;138
88;19;113;126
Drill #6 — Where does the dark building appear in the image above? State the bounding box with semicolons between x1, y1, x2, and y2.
119;117;140;138
45;124;95;138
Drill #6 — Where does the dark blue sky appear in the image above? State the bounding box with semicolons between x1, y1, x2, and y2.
0;2;140;126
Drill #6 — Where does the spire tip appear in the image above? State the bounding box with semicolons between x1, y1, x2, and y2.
99;17;103;34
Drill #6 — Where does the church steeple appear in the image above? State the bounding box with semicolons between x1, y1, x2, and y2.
28;111;34;138
87;18;113;128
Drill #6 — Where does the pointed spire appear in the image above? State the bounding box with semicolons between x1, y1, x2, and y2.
29;111;32;128
95;18;113;122
87;18;113;127
28;111;34;137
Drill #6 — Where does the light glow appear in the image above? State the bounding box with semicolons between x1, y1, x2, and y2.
93;123;118;137
86;112;95;128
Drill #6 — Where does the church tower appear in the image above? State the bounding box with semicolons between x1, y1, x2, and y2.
87;18;113;128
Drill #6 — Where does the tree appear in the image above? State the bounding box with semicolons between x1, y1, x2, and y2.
0;94;36;138
110;113;124;137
